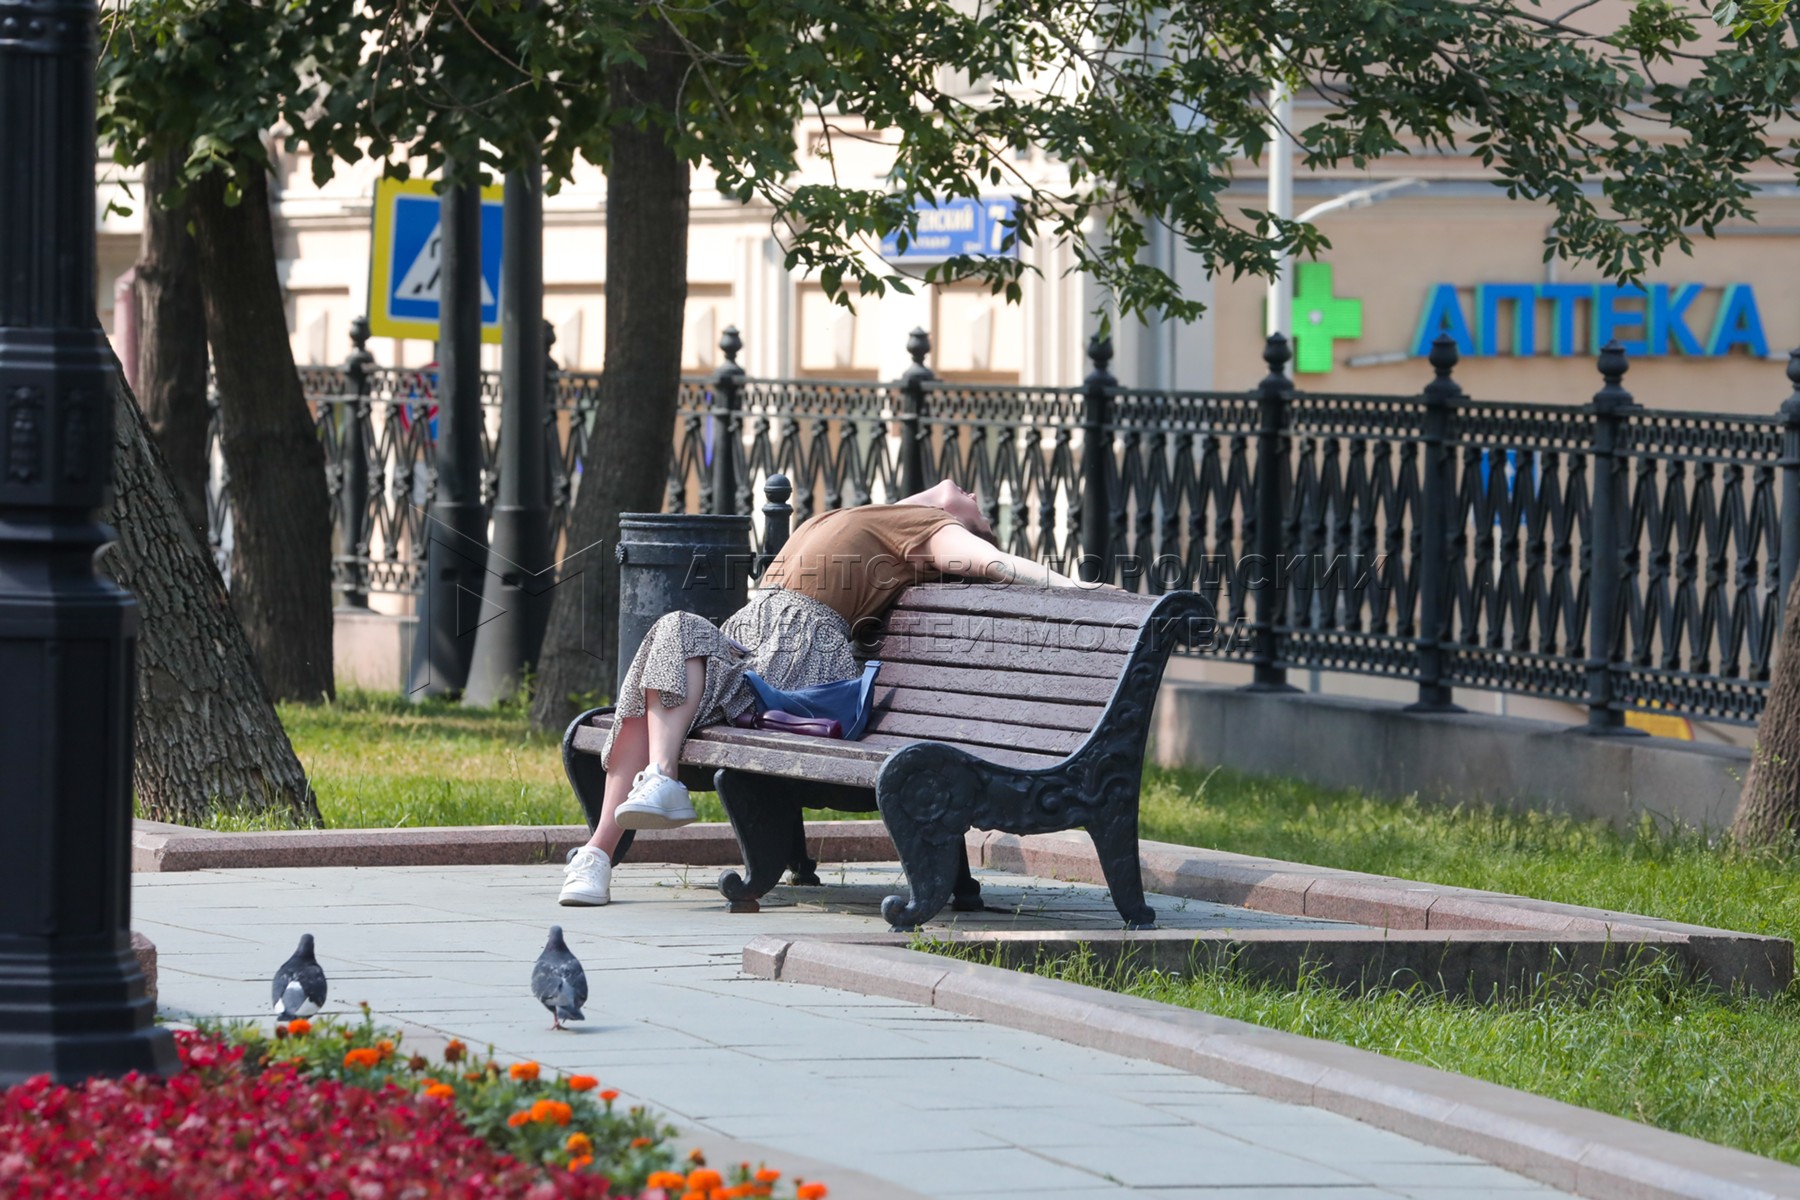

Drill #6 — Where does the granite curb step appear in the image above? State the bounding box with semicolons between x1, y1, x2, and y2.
132;820;1788;991
743;935;1800;1200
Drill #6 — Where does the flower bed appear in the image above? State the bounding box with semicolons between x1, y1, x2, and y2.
0;1009;826;1199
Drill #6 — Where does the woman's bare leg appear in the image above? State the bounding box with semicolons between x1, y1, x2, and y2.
645;657;708;776
582;656;707;858
585;715;646;858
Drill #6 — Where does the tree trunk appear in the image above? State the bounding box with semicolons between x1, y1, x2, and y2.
133;148;212;545
530;34;690;733
1735;570;1800;846
103;371;323;827
188;160;336;704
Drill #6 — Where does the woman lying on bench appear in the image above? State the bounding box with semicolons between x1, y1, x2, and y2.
558;479;1092;907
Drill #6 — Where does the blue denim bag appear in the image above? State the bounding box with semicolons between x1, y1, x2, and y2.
741;660;882;741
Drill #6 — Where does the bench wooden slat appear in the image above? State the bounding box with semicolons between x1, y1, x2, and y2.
679;739;881;789
863;708;1086;755
872;685;1103;732
856;732;1070;771
574;714;891;765
880;609;1144;655
869;633;1129;678
889;583;1160;625
866;661;1117;704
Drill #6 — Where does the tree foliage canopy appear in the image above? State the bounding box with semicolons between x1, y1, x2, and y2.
100;0;1800;322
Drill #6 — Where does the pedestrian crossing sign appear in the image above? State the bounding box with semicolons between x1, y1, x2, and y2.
368;176;504;344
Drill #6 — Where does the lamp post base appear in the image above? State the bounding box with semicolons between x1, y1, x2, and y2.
0;940;177;1085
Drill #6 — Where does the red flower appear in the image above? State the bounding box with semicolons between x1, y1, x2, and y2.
0;1033;615;1199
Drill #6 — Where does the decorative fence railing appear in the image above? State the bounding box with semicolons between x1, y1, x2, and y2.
251;319;1800;730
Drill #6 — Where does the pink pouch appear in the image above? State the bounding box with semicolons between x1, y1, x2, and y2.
729;708;844;738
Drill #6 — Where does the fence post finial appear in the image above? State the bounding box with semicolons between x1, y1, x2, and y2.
1593;339;1633;412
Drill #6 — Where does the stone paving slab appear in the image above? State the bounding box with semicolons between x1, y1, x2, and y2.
135;861;1577;1200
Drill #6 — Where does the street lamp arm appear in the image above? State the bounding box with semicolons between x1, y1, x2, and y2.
1296;178;1426;225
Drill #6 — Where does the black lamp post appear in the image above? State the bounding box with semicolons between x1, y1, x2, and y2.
409;173;489;697
0;0;178;1081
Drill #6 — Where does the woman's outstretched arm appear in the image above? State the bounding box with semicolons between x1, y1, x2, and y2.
924;523;1099;588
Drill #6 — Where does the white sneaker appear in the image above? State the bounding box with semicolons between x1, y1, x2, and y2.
559;846;612;906
613;764;698;830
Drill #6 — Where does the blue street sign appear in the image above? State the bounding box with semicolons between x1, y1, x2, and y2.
879;196;1019;261
368;177;504;343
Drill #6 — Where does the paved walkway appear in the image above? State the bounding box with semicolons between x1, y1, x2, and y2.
137;862;1577;1200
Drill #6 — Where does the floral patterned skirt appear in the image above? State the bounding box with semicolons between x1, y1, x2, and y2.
600;588;858;769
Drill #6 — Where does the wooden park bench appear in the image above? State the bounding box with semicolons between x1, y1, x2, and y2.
561;582;1211;929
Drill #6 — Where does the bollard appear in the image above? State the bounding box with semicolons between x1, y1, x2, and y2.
613;513;754;696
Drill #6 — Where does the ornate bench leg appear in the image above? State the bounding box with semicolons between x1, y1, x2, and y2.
715;769;800;913
876;749;978;930
1085;807;1157;930
788;826;822;887
951;846;983;912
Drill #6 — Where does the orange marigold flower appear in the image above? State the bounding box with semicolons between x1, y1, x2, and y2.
795;1183;828;1200
342;1048;381;1069
681;1193;705;1200
709;1189;729;1200
529;1099;573;1126
755;1170;780;1185
286;1019;312;1037
375;1039;396;1059
631;1136;654;1149
444;1039;467;1062
565;1132;593;1156
506;1111;532;1128
646;1172;688;1190
463;1071;484;1082
509;1061;540;1081
567;1074;599;1092
687;1149;707;1165
687;1169;724;1191
424;1082;456;1101
599;1089;620;1103
569;1155;594;1172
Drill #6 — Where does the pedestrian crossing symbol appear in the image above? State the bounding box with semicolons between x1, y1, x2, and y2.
368;176;504;344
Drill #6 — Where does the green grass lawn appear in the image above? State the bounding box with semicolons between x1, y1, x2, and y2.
933;942;1800;1165
190;691;1800;1161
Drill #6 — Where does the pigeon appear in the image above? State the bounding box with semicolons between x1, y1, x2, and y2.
531;925;588;1031
271;933;328;1021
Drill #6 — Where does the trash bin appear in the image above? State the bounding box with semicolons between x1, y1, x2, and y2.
613;513;754;695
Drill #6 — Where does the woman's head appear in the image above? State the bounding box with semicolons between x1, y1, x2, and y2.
902;478;995;542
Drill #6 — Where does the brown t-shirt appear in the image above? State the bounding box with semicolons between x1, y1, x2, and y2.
760;504;960;633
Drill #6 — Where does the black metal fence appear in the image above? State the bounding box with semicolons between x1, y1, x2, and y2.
250;319;1800;729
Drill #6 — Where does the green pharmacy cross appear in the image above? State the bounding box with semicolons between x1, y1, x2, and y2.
1291;262;1363;374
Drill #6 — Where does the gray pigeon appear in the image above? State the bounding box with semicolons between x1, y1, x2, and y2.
531;925;588;1030
271;933;328;1021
